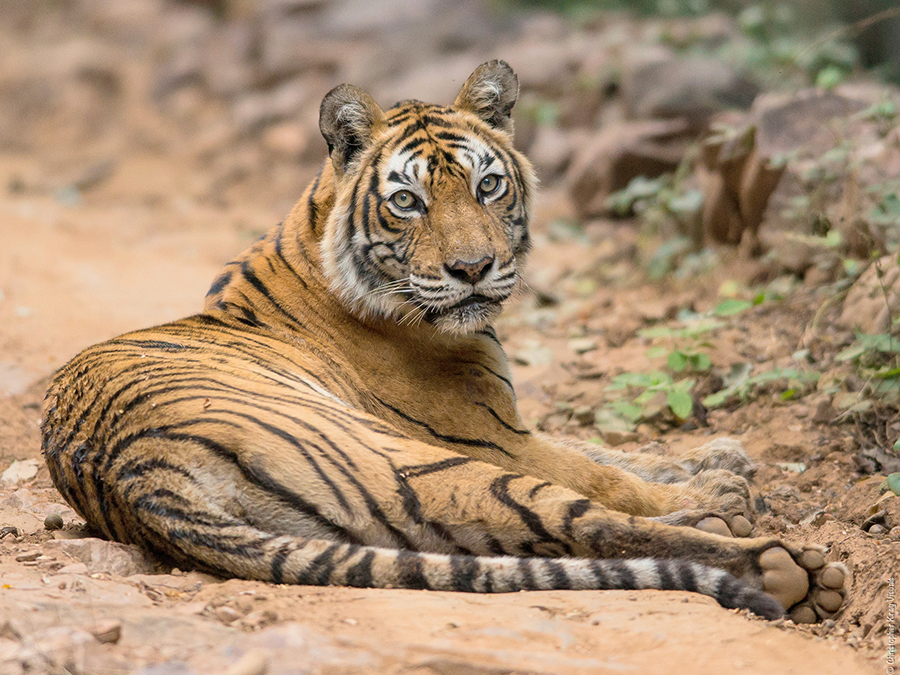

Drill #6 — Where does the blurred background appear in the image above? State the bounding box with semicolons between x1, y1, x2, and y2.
1;0;897;218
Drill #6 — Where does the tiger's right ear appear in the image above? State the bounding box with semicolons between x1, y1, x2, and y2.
319;84;383;177
453;60;519;135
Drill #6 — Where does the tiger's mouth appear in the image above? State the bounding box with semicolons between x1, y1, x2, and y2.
421;292;506;333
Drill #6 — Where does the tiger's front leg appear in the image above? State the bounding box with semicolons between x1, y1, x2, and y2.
498;433;755;532
546;435;758;537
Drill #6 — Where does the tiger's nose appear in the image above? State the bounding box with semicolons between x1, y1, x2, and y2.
445;255;494;284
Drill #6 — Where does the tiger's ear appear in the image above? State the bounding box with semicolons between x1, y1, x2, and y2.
453;60;519;135
319;84;383;177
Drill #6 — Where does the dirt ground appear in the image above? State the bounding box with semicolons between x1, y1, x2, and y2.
1;2;899;674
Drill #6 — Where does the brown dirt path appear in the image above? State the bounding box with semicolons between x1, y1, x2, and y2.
0;155;884;674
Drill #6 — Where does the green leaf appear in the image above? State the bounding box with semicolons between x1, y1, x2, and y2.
887;473;900;497
836;343;867;362
667;351;688;372
667;389;693;420
816;65;846;90
713;299;753;317
609;400;642;423
703;390;731;408
690;353;712;371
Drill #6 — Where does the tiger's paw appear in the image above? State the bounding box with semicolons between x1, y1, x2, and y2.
678;438;756;480
685;468;753;515
756;545;849;623
652;509;754;537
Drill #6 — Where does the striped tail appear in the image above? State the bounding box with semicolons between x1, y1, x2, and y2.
137;516;785;620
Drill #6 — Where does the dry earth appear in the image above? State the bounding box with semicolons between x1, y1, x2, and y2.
1;1;898;674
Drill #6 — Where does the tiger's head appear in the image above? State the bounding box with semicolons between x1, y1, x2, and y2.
318;60;536;335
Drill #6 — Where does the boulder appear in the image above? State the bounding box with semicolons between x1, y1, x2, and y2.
838;254;900;334
566;119;690;219
622;53;759;127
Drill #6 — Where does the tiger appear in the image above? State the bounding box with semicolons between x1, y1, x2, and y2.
41;61;847;624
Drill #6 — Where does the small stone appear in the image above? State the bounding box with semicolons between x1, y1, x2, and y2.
214;606;242;624
889;526;900;540
823;619;836;629
868;524;886;535
15;550;41;562
44;514;64;531
90;620;121;644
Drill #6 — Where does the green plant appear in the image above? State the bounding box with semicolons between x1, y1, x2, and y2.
836;332;900;400
606;370;696;421
703;364;821;407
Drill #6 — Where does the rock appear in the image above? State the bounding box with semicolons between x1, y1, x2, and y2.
89;619;122;645
566;119;690;219
2;487;35;509
622;53;759;127
753;90;869;158
838;255;900;334
215;605;243;624
1;458;39;484
44;513;64;530
44;537;155;577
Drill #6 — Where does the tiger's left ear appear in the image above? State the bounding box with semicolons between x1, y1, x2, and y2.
453;60;519;135
319;84;384;178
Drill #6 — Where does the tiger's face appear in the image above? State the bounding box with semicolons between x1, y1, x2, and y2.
319;61;536;335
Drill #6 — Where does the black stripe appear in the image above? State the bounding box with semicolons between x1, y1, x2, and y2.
396;549;429;589
344;548;376;587
270;541;295;583
489;474;570;554
449;555;479;592
374;395;512;458
474;402;529;435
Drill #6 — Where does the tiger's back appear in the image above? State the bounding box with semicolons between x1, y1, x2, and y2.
41;61;848;623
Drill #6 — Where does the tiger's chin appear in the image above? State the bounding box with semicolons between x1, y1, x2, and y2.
426;296;504;335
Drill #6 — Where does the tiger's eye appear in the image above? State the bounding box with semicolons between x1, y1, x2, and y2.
390;190;417;210
479;174;500;195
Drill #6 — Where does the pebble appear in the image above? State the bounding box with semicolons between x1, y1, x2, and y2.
15;551;41;562
214;605;242;624
90;620;122;644
868;524;886;536
44;514;64;531
889;526;900;540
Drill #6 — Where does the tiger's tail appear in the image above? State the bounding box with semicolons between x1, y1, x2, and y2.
132;505;784;620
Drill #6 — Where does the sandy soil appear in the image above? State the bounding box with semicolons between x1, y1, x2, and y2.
0;143;895;674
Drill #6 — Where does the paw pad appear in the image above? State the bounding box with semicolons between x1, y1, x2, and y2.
759;545;849;624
